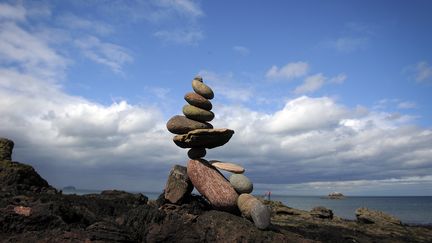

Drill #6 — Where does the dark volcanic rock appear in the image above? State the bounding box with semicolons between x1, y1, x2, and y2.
310;206;333;219
356;207;401;225
173;128;234;149
164;165;193;204
166;115;213;134
0;160;55;194
0;137;14;161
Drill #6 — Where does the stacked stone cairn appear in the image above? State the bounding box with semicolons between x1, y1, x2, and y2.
164;76;271;229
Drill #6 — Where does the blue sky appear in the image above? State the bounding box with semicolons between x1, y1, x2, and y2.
1;0;432;196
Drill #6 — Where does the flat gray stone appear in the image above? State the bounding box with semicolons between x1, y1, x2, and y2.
251;202;271;230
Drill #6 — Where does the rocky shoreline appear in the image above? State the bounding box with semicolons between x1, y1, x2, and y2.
1;157;431;242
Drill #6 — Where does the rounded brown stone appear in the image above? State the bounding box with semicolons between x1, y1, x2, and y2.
184;92;212;111
166;115;213;134
182;105;214;122
187;148;206;159
237;193;260;218
187;159;238;212
192;79;214;99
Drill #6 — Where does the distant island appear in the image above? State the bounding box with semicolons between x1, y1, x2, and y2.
326;192;345;199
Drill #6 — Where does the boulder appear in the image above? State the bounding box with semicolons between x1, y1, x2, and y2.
182;104;214;122
187;159;238;212
164;165;193;204
0;137;14;161
166;115;213;135
355;207;401;225
184;92;212;111
210;161;245;173
192;79;214;99
173;128;234;149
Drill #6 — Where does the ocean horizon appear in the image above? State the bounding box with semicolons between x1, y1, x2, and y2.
61;188;432;225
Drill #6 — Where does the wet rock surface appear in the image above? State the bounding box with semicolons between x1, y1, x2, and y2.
1;160;432;242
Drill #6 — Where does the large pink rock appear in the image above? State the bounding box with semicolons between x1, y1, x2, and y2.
187;159;238;212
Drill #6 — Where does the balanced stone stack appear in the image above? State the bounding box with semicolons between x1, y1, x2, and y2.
165;76;271;229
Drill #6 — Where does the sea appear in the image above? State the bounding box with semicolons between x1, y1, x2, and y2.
61;189;432;225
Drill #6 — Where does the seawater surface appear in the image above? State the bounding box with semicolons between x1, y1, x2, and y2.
62;189;432;225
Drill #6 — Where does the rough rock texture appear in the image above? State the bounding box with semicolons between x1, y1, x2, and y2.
173;128;234;149
356;207;402;225
311;206;334;219
164;165;193;204
210;161;245;173
187;159;238;212
1;159;432;242
166;115;213;134
192;79;214;99
229;173;253;194
0;137;14;161
187;148;206;159
0;160;56;194
184;92;212;111
251;202;271;230
183;104;215;122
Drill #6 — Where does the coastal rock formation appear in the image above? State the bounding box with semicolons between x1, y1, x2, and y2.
1;140;431;243
310;206;334;219
355;207;402;225
0;137;14;161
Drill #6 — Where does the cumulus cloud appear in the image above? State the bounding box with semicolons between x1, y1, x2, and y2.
266;61;309;80
294;73;346;94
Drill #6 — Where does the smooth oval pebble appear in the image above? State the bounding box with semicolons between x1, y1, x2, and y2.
237;193;259;217
192;79;214;99
184;92;212;111
188;148;206;159
166;115;213;134
229;174;253;194
183;105;214;122
251;202;271;229
187;159;238;212
210;161;245;174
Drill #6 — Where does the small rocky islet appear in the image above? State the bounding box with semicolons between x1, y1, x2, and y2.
165;75;270;229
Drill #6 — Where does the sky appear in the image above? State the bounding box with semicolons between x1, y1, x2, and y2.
1;0;432;196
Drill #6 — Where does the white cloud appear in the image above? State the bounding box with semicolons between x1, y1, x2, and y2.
58;13;114;35
74;36;133;73
414;61;432;83
328;73;347;84
294;73;326;94
158;0;203;18
233;45;250;56
154;29;203;45
0;3;26;21
266;61;309;80
326;37;369;53
398;101;417;109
